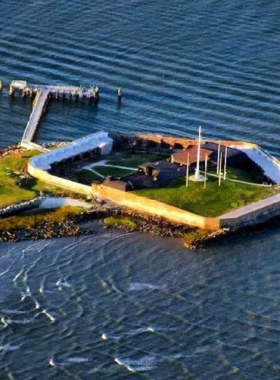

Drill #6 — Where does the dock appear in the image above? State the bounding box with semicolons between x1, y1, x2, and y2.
21;88;49;148
10;80;98;150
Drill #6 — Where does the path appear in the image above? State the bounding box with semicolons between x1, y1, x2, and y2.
21;88;49;149
84;160;137;172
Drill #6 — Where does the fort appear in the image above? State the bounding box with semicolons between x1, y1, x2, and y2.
2;80;280;245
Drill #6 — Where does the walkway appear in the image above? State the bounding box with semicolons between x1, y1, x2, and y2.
10;80;98;151
21;88;49;149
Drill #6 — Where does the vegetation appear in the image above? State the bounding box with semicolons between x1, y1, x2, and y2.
107;152;168;168
0;150;41;208
0;206;83;232
134;176;277;217
74;169;102;184
93;166;135;178
0;150;82;208
207;167;263;183
103;216;138;228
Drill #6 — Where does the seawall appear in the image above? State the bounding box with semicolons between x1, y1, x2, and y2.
28;164;92;196
92;183;220;230
219;193;280;229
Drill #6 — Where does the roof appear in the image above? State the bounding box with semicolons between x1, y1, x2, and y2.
30;131;113;171
172;146;213;165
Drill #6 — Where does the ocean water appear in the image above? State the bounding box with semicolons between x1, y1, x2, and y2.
1;0;280;378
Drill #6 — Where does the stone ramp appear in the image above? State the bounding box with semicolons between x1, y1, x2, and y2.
229;145;280;184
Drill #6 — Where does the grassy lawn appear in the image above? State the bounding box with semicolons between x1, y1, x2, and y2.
0;150;41;208
94;166;135;178
0;150;82;208
74;169;102;184
0;206;83;231
208;167;263;183
134;177;277;217
107;152;169;168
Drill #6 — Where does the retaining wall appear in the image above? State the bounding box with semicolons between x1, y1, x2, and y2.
28;164;92;196
0;197;44;217
219;193;280;228
92;183;220;230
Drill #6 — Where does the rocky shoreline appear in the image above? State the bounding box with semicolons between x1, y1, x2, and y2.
1;202;279;248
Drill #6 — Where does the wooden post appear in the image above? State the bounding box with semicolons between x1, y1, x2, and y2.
223;146;228;180
118;87;122;101
218;152;223;186
204;154;208;189
186;153;190;187
217;141;221;175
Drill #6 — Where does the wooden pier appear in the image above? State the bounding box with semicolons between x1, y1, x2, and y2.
10;81;98;150
21;88;49;149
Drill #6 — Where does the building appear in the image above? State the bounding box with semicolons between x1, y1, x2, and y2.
171;146;213;166
29;131;113;172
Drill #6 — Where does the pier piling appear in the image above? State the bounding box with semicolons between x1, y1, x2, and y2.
9;80;100;149
117;87;122;102
9;85;15;97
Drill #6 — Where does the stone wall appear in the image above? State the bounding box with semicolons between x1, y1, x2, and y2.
28;164;92;196
219;193;280;228
0;197;44;217
92;183;220;230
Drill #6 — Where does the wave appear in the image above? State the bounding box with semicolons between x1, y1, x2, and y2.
115;356;156;372
128;282;163;291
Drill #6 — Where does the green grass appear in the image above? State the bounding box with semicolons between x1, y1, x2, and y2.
0;206;83;232
94;166;134;178
208;167;262;183
107;152;168;168
103;216;138;228
74;169;102;184
0;150;41;207
134;177;277;217
0;150;83;208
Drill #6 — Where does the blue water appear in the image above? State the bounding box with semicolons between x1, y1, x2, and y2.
1;0;280;378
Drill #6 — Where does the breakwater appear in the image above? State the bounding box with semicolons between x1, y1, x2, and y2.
0;197;44;218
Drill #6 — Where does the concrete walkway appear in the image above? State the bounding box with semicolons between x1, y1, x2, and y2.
84;160;137;171
21;89;49;148
201;171;272;187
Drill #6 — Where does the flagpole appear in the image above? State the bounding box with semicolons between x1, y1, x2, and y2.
217;141;221;175
223;146;227;180
204;154;208;189
186;152;190;187
218;152;223;186
195;126;201;180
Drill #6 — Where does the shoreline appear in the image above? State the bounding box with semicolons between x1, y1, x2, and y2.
0;202;279;249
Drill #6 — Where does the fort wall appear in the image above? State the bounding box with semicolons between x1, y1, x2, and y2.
92;183;220;230
28;164;92;196
219;193;280;229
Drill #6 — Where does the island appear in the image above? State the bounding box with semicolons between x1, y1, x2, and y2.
2;80;280;248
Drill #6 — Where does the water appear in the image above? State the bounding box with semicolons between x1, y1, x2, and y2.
1;0;280;378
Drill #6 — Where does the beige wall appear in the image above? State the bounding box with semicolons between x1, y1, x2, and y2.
28;164;92;196
219;194;280;229
92;183;220;230
29;160;220;229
